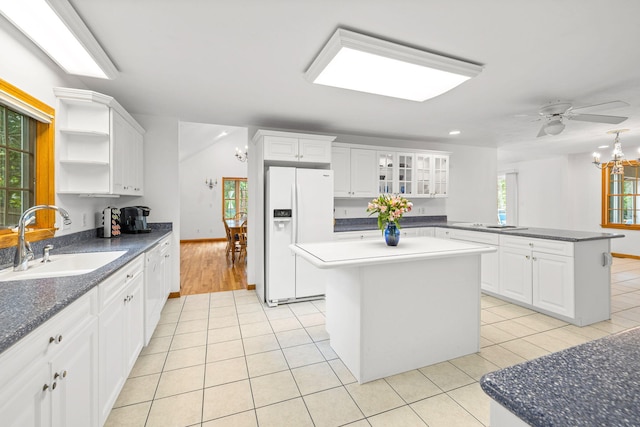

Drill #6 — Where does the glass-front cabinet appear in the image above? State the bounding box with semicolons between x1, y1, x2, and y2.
397;153;414;195
378;152;395;194
416;154;431;196
433;155;448;197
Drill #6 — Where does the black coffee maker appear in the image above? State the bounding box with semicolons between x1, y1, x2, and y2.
121;206;151;233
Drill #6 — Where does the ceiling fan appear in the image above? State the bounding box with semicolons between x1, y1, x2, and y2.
536;101;629;137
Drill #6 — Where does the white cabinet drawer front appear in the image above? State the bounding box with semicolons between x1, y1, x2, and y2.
0;288;97;385
500;235;573;256
334;230;380;240
449;229;500;245
98;255;144;312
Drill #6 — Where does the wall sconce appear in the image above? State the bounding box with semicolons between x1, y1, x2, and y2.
205;178;217;189
235;146;248;162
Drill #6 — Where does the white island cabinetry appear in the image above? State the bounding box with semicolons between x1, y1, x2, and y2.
292;237;495;383
54;87;145;197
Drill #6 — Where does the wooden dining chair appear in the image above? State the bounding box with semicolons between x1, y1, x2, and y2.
235;220;248;262
223;220;236;259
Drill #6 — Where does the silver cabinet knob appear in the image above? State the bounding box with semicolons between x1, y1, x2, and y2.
49;334;63;344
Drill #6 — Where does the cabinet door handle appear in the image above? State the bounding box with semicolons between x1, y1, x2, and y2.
42;383;50;391
532;257;537;261
54;370;67;380
525;255;530;260
49;334;63;344
126;274;134;279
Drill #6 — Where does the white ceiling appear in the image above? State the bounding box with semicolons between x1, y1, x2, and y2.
66;0;640;163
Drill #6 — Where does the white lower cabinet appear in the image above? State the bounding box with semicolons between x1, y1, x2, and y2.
0;289;99;427
98;255;145;426
144;234;173;345
532;251;575;318
499;236;575;317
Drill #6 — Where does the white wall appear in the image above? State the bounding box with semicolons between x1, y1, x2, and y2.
135;114;181;292
332;134;498;223
499;156;571;229
179;126;248;240
499;152;639;256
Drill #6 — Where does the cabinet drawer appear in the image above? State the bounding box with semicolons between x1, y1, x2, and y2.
98;255;144;312
0;287;97;385
500;235;573;256
333;230;379;241
449;229;500;245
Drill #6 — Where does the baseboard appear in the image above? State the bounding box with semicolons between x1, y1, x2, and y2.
612;253;640;260
168;291;181;299
247;284;256;290
180;238;226;243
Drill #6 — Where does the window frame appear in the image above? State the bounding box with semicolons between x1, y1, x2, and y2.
601;160;640;230
222;177;248;220
0;78;55;249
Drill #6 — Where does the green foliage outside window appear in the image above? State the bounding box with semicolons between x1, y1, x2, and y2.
0;105;35;227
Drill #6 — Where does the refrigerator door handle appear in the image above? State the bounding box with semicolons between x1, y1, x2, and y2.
292;182;298;248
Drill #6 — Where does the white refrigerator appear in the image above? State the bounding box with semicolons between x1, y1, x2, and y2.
265;167;334;306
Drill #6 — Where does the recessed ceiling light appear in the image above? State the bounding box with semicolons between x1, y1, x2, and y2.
305;29;483;102
598;145;609;149
0;0;117;79
449;130;461;135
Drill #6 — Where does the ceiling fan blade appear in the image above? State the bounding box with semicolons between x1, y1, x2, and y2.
570;100;630;113
568;113;628;124
536;125;548;137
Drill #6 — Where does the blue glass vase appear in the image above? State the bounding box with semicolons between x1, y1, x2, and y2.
384;222;400;246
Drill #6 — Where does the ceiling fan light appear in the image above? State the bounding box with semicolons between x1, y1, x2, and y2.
544;119;565;135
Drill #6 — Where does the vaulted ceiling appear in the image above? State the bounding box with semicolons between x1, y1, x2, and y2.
66;0;640;163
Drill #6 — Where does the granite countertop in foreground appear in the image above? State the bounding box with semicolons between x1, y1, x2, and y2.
0;225;172;355
334;217;623;242
481;327;640;426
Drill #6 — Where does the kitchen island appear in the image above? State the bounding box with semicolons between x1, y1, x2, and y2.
291;236;496;383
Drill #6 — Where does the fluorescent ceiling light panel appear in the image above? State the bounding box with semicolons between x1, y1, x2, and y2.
305;29;482;102
0;0;117;79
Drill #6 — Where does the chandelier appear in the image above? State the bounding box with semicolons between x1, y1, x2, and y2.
592;129;638;175
235;145;248;162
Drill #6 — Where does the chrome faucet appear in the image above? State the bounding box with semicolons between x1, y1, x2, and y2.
14;205;71;271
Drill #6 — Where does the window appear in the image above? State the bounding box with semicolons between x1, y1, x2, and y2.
601;162;640;229
0;78;55;249
222;177;248;220
0;105;36;227
497;174;506;225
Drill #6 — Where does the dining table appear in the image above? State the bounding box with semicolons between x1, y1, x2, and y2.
225;219;246;263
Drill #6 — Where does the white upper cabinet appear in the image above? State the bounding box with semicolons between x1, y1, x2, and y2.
333;146;378;198
54;87;145;197
259;130;335;164
416;153;449;198
334;142;449;199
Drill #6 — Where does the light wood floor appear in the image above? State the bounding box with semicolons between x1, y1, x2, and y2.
180;240;247;295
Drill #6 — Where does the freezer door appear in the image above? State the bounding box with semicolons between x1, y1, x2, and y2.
265;167;296;302
295;169;334;298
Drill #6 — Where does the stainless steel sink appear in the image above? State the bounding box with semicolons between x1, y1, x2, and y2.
454;223;528;231
0;250;127;282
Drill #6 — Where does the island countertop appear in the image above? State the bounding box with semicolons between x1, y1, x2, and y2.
291;236;496;269
481;327;640;426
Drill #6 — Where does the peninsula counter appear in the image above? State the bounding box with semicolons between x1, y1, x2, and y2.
291;237;496;383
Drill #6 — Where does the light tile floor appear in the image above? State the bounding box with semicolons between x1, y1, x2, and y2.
106;257;640;426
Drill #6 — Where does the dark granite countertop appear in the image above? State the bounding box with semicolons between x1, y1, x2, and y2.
334;216;447;232
481;327;640;426
0;224;172;355
334;217;623;242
